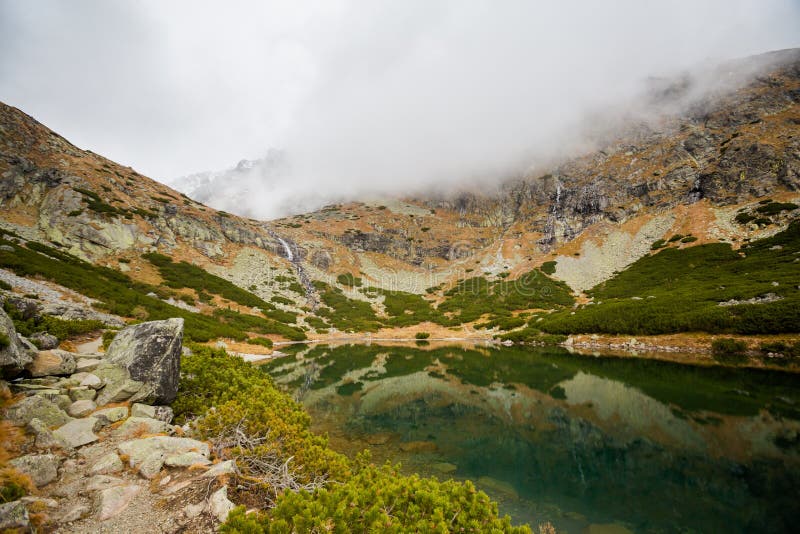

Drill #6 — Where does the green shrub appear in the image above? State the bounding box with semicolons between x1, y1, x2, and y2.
415;332;430;340
336;273;362;287
177;346;349;493
680;236;698;243
735;212;756;225
540;261;557;275
222;461;529;533
756;202;798;216
539;221;800;336
0;280;11;291
270;295;293;306
0;333;9;350
668;234;684;242
0;241;303;342
4;302;105;341
101;330;117;350
651;239;667;250
143;253;271;310
711;338;748;357
247;337;273;348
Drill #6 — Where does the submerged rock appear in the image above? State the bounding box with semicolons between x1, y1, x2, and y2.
104;318;183;404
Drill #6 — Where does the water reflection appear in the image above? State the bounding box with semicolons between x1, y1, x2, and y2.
261;343;800;533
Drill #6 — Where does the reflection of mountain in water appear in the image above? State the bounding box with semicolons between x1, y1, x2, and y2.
262;344;800;533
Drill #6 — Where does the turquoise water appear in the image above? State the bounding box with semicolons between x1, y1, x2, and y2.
261;343;800;533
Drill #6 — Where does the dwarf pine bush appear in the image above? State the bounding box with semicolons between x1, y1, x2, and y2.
221;461;530;533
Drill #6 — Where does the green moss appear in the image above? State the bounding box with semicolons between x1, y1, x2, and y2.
415;332;430;340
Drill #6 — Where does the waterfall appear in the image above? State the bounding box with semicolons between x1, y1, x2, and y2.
277;237;293;261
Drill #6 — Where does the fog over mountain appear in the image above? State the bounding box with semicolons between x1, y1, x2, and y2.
1;1;799;219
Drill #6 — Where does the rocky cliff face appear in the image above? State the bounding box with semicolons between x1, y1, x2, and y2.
1;50;799;298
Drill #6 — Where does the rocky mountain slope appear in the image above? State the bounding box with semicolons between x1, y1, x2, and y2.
0;49;799;346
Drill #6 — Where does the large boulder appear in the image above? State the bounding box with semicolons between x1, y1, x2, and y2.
0;306;33;375
27;349;77;377
104;318;183;404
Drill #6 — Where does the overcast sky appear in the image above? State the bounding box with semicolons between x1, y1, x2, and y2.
1;1;799;216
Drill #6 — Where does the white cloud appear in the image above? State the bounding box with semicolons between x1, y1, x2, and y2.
1;0;798;218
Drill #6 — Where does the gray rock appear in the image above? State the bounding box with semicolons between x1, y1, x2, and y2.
93;484;141;521
85;474;127;492
4;395;73;427
9;453;60;486
0;306;34;375
75;357;102;372
105;318;183;404
54;394;73;411
27;349;77;377
131;403;174;423
93;406;129;425
118;436;210;466
0;500;29;530
201;459;237;478
80;373;103;389
67;399;97;417
112;417;173;438
91;362;128;386
27;417;61;449
91;452;124;475
29;332;59;350
53;417;100;448
137;451;166;479
208;486;235;523
183;502;204;519
56;504;91;523
68;386;97;401
95;378;143;406
164;452;211;467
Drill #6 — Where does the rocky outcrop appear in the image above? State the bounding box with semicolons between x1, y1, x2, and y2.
0;315;238;533
105;318;183;404
0;306;33;375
